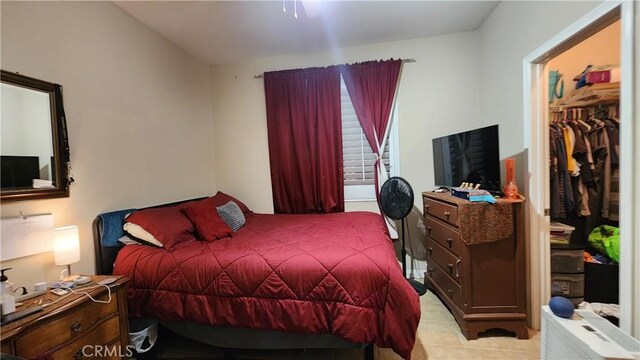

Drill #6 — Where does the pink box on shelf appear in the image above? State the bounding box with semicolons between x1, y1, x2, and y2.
585;67;620;84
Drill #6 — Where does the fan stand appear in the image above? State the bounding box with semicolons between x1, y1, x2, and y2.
401;217;427;296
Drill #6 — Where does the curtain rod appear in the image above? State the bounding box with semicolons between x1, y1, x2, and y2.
253;58;416;79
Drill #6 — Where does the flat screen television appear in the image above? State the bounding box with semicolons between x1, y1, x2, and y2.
432;125;501;193
1;155;40;189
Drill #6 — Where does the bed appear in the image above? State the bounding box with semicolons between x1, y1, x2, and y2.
93;193;421;359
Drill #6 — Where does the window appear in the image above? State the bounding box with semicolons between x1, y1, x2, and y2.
341;76;398;201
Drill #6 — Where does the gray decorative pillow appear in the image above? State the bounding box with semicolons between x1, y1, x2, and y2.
216;201;246;232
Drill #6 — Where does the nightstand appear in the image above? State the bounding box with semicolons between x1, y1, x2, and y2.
0;276;130;359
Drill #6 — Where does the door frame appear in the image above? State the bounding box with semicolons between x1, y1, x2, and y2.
523;0;638;337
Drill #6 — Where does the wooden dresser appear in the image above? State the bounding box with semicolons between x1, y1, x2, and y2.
422;192;528;340
1;276;130;359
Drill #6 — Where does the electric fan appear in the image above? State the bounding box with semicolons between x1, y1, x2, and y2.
380;177;427;295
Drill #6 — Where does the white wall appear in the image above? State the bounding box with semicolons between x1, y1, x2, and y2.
0;2;215;290
210;31;480;214
478;1;601;186
477;0;606;328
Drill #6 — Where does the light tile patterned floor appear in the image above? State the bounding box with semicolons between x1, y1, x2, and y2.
155;289;540;359
407;289;541;360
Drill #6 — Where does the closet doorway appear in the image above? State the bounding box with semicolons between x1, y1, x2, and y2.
524;1;638;338
546;19;621;310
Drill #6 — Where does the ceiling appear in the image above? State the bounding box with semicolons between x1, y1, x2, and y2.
114;1;499;65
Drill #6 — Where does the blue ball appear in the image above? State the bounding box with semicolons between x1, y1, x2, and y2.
549;296;575;318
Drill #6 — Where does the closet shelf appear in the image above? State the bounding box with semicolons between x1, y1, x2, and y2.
550;82;619;110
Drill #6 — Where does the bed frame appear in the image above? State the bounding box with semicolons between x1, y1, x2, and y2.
92;197;374;360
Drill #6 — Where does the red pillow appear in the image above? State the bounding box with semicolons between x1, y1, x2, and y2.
181;199;233;241
126;205;194;250
210;191;251;214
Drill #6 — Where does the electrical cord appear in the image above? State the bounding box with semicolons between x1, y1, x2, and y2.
63;284;112;304
39;283;112;308
405;213;418;280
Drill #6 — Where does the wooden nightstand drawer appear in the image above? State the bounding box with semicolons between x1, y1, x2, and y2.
1;276;129;359
424;215;463;256
48;316;121;360
424;197;458;226
426;236;462;284
16;293;118;357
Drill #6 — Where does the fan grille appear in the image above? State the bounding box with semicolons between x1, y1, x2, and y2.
380;177;414;220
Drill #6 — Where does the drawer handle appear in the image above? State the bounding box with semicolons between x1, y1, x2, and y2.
446;237;453;248
427;226;432;234
71;321;82;333
74;350;84;360
427;267;434;276
455;259;461;279
428;247;433;255
444;211;451;218
447;289;454;297
447;263;454;274
425;204;431;211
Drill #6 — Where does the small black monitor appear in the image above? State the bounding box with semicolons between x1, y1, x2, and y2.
432;125;501;193
1;156;40;189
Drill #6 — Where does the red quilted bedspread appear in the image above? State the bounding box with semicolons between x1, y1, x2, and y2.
113;212;421;358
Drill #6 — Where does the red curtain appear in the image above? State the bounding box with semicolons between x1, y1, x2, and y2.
340;59;402;199
264;67;344;214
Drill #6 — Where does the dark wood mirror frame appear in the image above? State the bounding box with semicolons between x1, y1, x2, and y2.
1;70;71;202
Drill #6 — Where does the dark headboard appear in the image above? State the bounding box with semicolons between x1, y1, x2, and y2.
92;197;206;275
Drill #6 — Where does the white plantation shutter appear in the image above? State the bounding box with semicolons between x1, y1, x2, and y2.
341;77;391;188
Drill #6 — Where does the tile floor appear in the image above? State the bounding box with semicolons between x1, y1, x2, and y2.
155;289;540;359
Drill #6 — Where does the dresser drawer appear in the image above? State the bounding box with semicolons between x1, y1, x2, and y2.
1;341;11;354
424;215;463;256
48;316;121;360
424;198;458;226
427;262;464;310
426;236;462;284
16;294;118;357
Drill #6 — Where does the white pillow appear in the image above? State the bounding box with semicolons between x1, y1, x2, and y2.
123;222;164;248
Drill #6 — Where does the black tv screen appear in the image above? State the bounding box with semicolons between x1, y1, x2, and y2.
432;125;501;192
1;155;40;189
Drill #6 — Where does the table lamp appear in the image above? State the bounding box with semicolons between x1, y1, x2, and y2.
54;225;80;280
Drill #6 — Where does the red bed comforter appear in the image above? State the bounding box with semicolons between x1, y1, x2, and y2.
113;212;420;358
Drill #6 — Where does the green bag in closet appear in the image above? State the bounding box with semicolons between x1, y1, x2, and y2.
549;70;564;102
588;225;620;263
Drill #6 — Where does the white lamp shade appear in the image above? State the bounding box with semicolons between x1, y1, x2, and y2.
54;225;80;266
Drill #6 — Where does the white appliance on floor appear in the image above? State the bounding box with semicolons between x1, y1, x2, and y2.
541;305;640;360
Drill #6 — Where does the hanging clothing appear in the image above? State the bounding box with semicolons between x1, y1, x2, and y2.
550;124;574;218
550;125;561;219
562;125;579;176
604;120;619;165
609;168;620;221
568;122;590;216
549;103;619;249
588;121;611;219
605;119;620;221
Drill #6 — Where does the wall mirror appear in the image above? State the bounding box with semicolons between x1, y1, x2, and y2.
1;70;70;202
